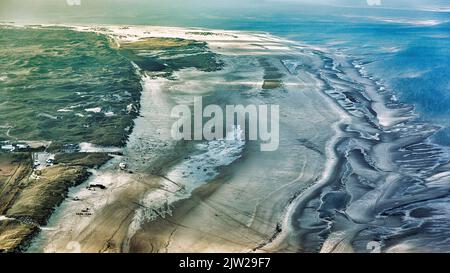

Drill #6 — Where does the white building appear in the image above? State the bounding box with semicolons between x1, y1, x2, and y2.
1;145;15;151
16;144;30;150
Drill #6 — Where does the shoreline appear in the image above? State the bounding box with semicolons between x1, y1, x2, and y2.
284;51;450;252
26;24;342;252
3;23;448;253
262;96;351;253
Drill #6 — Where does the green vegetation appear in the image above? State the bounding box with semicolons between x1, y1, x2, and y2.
121;37;195;49
6;165;89;225
0;150;110;252
262;80;283;89
0;152;34;252
0;27;142;147
55;152;112;168
0;219;37;252
259;58;284;90
0;28;224;252
0;152;32;214
119;37;223;77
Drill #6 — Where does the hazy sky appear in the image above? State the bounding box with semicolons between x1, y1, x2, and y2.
0;0;448;24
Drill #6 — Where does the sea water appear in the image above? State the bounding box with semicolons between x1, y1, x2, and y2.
2;2;450;252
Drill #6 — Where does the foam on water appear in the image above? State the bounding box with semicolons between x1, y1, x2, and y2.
167;125;245;189
84;107;102;113
125;126;246;246
78;142;122;153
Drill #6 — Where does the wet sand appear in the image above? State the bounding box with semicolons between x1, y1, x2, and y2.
28;24;345;253
4;22;449;253
34;23;450;254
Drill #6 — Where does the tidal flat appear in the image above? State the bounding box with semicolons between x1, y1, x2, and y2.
2;23;450;253
23;25;342;253
0;24;228;252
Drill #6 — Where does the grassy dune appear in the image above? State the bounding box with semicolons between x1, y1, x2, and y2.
0;153;95;252
0;151;112;252
0;26;142;147
119;37;223;77
0;28;225;252
0;220;37;252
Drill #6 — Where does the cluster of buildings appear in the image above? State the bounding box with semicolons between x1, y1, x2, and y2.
0;142;31;152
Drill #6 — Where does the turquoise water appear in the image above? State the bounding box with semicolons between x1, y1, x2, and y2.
1;3;450;252
4;4;448;145
159;7;450;146
210;10;450;146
